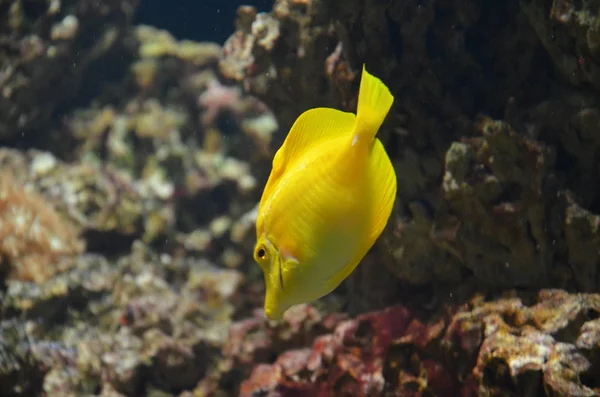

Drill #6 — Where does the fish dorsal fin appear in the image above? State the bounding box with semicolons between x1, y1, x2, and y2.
325;137;397;289
278;107;355;170
259;107;356;209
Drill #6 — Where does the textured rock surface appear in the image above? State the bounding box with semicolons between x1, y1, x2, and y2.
236;290;600;397
1;0;600;395
220;0;600;296
0;0;139;139
0;2;273;394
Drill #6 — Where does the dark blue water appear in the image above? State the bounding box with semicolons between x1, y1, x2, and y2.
135;0;274;43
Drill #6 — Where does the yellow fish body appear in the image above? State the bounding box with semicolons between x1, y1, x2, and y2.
254;65;397;320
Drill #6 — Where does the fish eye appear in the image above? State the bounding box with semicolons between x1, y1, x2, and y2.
256;246;267;260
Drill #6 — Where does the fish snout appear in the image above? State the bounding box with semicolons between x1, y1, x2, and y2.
264;306;284;321
264;289;288;321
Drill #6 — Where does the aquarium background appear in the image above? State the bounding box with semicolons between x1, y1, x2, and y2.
0;0;599;396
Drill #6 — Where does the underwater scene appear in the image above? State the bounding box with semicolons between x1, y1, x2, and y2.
1;0;600;396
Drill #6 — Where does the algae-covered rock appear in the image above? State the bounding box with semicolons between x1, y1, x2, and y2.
3;0;600;395
0;148;149;241
0;171;84;284
235;290;600;397
522;0;600;91
0;241;247;396
0;9;278;393
219;1;353;137
219;0;600;296
210;1;600;392
0;0;139;139
61;25;278;265
441;117;556;287
564;194;600;292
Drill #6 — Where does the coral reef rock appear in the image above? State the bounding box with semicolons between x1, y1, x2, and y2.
0;0;139;139
0;170;84;284
1;0;600;396
220;0;600;296
237;290;599;397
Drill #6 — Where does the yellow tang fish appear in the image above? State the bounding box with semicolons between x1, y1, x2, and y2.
253;65;397;320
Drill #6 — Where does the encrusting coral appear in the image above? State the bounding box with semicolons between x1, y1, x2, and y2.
232;290;599;397
0;172;84;284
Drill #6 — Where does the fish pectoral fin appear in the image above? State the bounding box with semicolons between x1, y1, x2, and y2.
280;254;299;288
278;108;356;170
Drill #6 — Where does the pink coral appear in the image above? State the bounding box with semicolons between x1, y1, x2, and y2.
237;305;457;397
198;80;243;126
234;290;600;397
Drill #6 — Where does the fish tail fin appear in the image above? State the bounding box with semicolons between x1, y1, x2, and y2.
353;64;394;145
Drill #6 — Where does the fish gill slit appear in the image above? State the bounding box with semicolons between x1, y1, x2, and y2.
278;256;284;291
